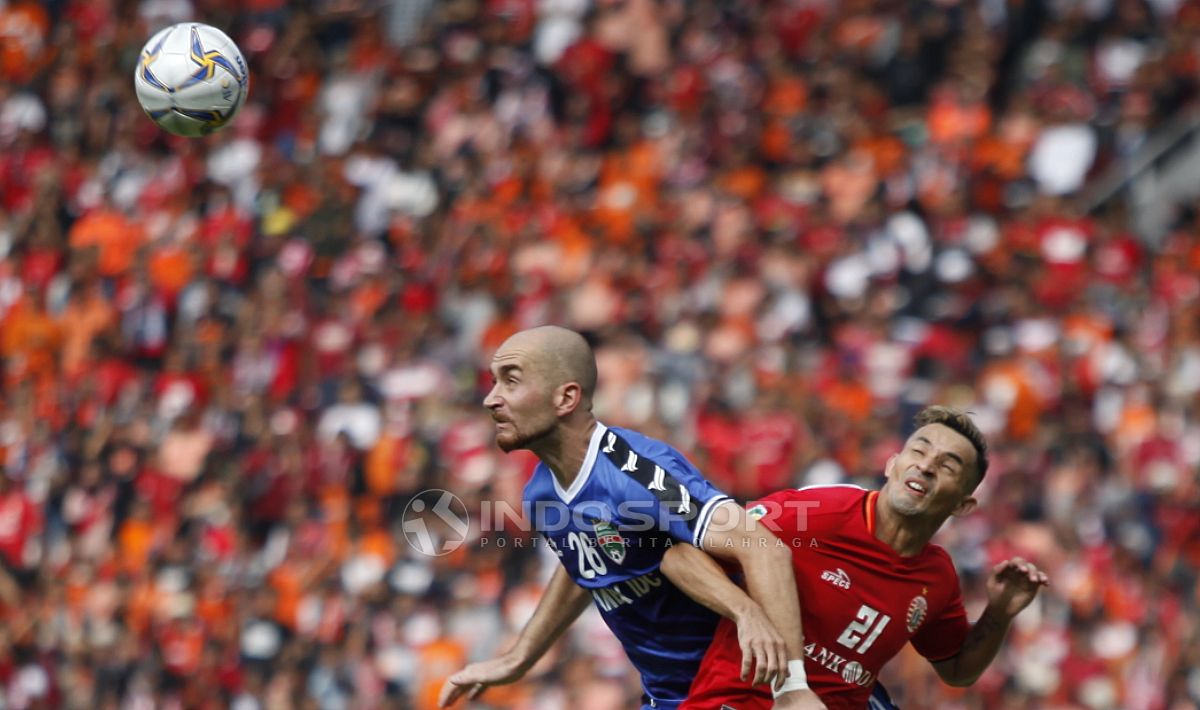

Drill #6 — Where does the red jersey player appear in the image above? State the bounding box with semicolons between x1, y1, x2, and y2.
663;406;1049;710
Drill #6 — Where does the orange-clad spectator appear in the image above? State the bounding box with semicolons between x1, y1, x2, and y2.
971;134;1031;181
763;72;808;117
318;486;351;560
365;429;423;497
479;315;520;364
1113;388;1158;454
268;556;308;630
356;522;395;568
415;637;467;710
593;140;662;242
117;501;160;576
0;0;50;82
717;161;767;202
854;131;907;178
58;280;116;378
68;206;147;278
927;84;992;146
349;275;388;321
1;291;61;387
1062;311;1114;350
125;573;161;638
147;243;196;300
760;119;795;163
195;575;233;633
819;371;874;424
979;359;1044;441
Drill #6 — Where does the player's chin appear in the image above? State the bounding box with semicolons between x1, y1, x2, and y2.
495;430;528;452
890;490;926;516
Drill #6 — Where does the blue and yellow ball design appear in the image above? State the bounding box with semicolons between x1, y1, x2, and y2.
134;23;249;137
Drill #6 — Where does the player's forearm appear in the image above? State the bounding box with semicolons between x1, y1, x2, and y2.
734;533;806;658
660;543;760;623
938;605;1014;686
508;566;592;668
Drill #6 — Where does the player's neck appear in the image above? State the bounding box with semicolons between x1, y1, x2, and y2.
873;493;939;557
533;417;598;489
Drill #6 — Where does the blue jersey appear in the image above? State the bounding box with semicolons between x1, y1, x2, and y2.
523;424;732;707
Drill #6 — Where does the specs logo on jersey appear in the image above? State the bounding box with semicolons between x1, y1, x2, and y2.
906;593;929;633
648;465;668;492
602;432;617;454
821;568;852;590
594;520;627;564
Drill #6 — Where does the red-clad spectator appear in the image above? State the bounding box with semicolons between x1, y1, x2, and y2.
0;475;39;584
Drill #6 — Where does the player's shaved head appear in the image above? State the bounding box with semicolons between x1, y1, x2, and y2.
498;326;597;403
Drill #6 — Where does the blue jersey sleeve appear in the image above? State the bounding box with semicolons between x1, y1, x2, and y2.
598;427;731;546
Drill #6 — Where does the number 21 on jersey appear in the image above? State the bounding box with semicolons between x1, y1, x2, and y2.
837;604;891;654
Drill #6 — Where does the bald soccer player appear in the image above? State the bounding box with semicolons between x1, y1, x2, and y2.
440;327;825;710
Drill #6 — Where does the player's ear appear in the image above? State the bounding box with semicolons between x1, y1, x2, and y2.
884;454;897;478
554;381;583;416
951;496;978;518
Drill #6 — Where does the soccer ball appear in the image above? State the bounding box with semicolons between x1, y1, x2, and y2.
134;23;249;137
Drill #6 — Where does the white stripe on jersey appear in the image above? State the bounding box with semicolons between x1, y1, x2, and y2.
693;496;734;547
795;484;869;492
552;423;609;503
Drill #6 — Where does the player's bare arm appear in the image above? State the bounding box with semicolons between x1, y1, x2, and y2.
695;503;828;709
931;557;1049;687
438;565;591;707
659;542;786;685
661;542;828;710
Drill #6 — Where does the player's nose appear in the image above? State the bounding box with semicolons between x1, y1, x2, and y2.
482;386;501;409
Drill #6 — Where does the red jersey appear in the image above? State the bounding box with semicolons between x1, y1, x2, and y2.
684;486;969;710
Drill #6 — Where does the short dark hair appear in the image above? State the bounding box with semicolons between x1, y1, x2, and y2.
914;406;989;488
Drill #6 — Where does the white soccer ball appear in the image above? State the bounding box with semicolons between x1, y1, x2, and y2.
133;23;249;137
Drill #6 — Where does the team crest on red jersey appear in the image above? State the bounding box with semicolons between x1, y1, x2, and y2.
906;593;929;633
593;520;626;564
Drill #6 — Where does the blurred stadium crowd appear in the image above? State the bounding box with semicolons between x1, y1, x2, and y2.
1;0;1199;708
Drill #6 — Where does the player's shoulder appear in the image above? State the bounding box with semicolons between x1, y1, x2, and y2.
748;485;868;529
604;425;676;456
921;541;959;573
600;426;691;471
758;484;870;509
